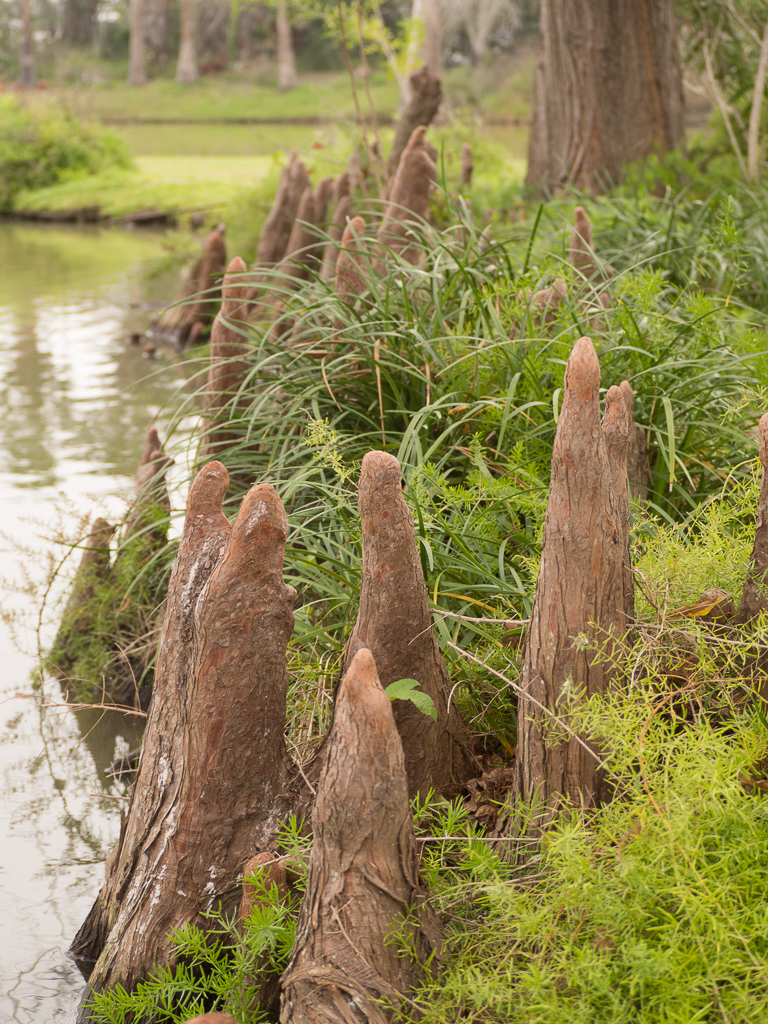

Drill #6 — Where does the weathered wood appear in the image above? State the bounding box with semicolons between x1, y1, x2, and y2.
278;184;323;283
72;464;302;1007
314;174;335;228
378;126;436;265
737;413;768;623
602;384;635;627
387;65;442;177
568;206;613;282
151;224;227;349
619;379;651;501
344;451;478;798
460;142;473;187
512;337;625;837
280;647;441;1024
321;197;352;282
239;852;291;1019
255;152;311;268
201;256;251;463
335;216;369;306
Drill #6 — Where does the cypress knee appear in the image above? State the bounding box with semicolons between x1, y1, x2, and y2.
344;451;478;797
737;413;768;623
602;384;634;628
280;647;440;1024
378;126;436;265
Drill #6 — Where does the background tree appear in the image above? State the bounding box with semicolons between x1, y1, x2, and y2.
443;0;520;64
176;0;200;82
276;0;297;90
18;0;36;87
527;0;685;192
62;0;100;47
127;0;147;84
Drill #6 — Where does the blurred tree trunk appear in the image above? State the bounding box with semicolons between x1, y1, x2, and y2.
18;0;36;88
276;0;297;91
143;0;171;64
62;0;100;47
198;0;231;63
176;0;200;83
127;0;147;85
527;0;684;192
402;0;442;107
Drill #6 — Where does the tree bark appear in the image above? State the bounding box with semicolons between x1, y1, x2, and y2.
344;452;479;799
320;173;352;282
150;224;227;349
280;647;441;1024
512;337;626;839
379;126;436;265
127;0;147;86
18;0;36;89
176;0;200;84
603;385;634;628
620;379;651;502
737;413;768;623
334;216;369;307
527;0;685;192
276;0;297;92
255;152;311;269
407;0;443;99
387;68;442;178
71;464;303;1007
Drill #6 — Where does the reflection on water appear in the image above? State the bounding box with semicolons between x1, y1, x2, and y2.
0;220;190;1022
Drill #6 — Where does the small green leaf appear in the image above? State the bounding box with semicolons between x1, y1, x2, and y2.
385;678;438;721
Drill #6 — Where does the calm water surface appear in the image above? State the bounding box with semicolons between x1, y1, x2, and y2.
0;221;191;1021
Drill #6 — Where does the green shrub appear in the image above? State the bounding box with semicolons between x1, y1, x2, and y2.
0;99;133;211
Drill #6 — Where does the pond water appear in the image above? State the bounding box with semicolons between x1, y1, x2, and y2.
0;221;190;1022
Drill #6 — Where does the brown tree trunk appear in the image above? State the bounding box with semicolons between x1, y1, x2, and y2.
737;413;768;623
127;0;147;86
18;0;36;89
71;465;304;1006
276;0;297;91
387;67;442;178
280;647;441;1024
176;0;200;84
527;0;684;192
512;337;628;840
344;452;479;798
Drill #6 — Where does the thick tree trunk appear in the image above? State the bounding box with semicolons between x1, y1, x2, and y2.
176;0;200;84
527;0;685;192
344;452;479;798
512;337;628;840
276;0;297;92
737;414;768;623
18;0;36;89
280;647;441;1024
127;0;147;86
71;465;304;1007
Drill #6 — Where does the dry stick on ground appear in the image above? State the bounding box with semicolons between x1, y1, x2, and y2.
386;65;442;178
602;384;635;628
378;126;436;266
619;379;651;502
509;337;627;841
71;464;306;1008
343;451;479;797
281;647;441;1024
200;256;252;463
151;223;227;350
737;412;768;623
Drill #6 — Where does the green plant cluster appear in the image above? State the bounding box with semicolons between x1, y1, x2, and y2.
0;98;133;212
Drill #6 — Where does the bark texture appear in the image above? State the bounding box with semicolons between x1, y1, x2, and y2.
378;126;436;265
344;452;478;798
276;0;298;91
255;153;311;269
737;413;768;623
280;647;440;1024
513;337;625;835
320;173;352;281
569;206;613;282
72;464;301;1005
335;216;369;306
201;256;251;462
620;379;651;501
387;67;442;178
278;185;321;283
176;0;200;83
602;385;634;628
527;0;684;192
151;223;227;349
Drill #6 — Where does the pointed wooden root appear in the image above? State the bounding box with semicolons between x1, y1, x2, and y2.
513;278;568;335
378;126;436;265
602;385;635;627
387;65;442;177
512;337;625;836
280;648;441;1024
737;413;768;623
201;256;251;463
320;173;352;281
278;184;323;283
619;380;651;501
123;426;173;542
344;451;478;798
255;152;311;268
72;466;303;1006
335;216;369;306
568;206;613;282
460;142;473;186
151;224;227;349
